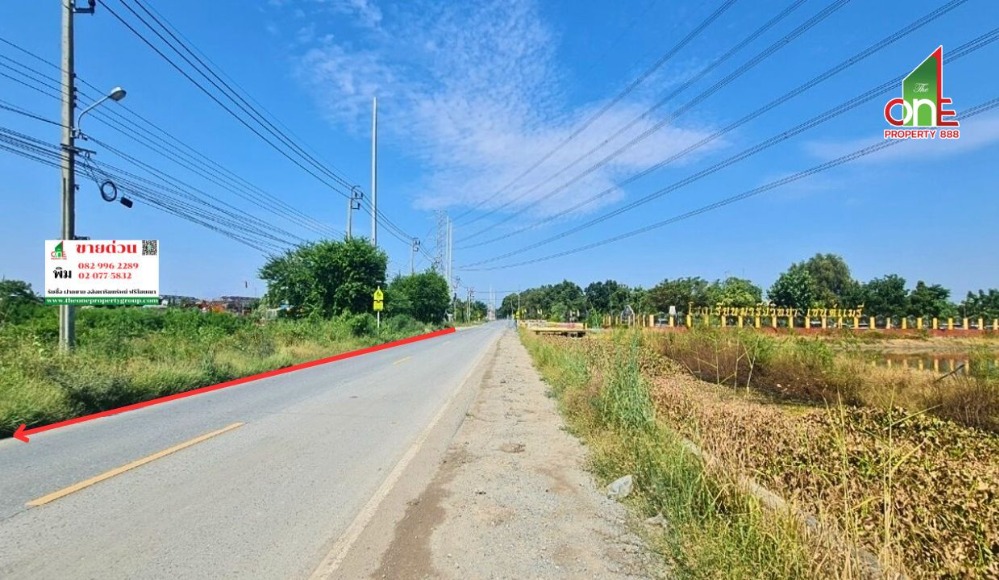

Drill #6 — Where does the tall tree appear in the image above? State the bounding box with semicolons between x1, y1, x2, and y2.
585;280;626;314
862;274;909;318
961;289;999;320
706;277;763;307
259;238;387;318
768;264;814;309
386;272;450;323
647;277;710;313
908;281;956;318
803;253;855;306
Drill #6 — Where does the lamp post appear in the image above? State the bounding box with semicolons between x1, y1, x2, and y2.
76;86;126;138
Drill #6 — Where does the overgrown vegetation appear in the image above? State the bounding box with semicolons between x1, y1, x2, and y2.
1;239;453;439
0;307;436;438
660;328;999;433
525;329;999;577
522;330;822;579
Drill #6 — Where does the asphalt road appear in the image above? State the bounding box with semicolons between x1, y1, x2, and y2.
0;322;505;579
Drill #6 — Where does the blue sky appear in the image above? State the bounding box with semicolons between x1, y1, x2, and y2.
1;0;997;305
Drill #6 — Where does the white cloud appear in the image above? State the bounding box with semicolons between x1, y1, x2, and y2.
290;0;724;219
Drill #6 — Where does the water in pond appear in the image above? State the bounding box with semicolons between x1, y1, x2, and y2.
874;354;999;375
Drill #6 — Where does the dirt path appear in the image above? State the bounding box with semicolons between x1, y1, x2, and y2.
371;329;663;579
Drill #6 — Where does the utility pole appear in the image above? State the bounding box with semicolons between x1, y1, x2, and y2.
347;185;362;239
410;238;420;274
59;0;94;351
370;96;377;247
467;287;473;323
447;217;453;294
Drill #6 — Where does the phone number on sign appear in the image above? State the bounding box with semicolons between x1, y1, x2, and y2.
78;262;141;270
78;272;133;280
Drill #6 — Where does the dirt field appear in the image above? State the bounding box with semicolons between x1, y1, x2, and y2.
371;330;665;579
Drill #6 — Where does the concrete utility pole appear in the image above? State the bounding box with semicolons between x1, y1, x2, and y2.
347;185;362;239
370;97;377;247
447;217;453;294
410;238;420;274
466;287;473;323
59;0;95;351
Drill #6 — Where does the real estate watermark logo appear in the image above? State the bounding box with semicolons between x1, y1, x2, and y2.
50;240;67;260
884;46;959;140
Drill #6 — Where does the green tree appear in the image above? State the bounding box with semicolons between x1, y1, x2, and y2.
386;271;450;324
768;264;814;309
0;279;44;326
961;289;999;320
706;277;763;307
259;238;387;318
585;280;627;314
647;277;710;313
802;253;855;306
908;281;956;318
861;274;909;318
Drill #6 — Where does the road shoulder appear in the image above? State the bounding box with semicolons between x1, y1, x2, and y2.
364;329;660;579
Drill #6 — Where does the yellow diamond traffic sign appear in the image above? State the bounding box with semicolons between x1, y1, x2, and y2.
373;287;384;301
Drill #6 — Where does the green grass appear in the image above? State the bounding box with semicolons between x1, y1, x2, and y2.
522;330;815;579
0;308;436;438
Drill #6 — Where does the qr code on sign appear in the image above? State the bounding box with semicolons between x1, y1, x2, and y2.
142;240;158;256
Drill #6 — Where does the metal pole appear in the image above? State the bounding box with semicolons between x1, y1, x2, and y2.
370;97;377;246
59;0;77;351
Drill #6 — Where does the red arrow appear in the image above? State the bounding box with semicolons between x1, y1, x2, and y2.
12;326;456;443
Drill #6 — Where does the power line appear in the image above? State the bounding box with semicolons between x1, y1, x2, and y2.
461;96;999;270
99;0;355;198
458;0;854;244
456;0;814;243
460;6;986;263
0;37;341;238
451;0;742;225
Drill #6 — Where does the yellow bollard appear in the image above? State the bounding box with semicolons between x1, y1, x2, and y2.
771;315;777;329
737;315;744;328
963;317;969;330
901;318;907;330
917;317;923;329
686;314;692;328
821;317;827;329
788;315;794;328
886;318;892;330
853;316;859;329
869;316;876;329
755;316;761;329
703;313;710;327
933;358;940;373
837;316;843;329
979;317;985;331
918;359;924;371
947;318;954;331
932;317;938;330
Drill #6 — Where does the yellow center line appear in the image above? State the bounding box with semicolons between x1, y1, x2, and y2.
392;356;412;365
27;422;245;507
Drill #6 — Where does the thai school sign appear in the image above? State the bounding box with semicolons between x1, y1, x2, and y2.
44;240;160;305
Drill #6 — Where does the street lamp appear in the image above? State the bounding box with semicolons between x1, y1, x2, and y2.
76;86;126;138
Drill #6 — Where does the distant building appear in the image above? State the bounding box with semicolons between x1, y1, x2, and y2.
160;295;199;307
